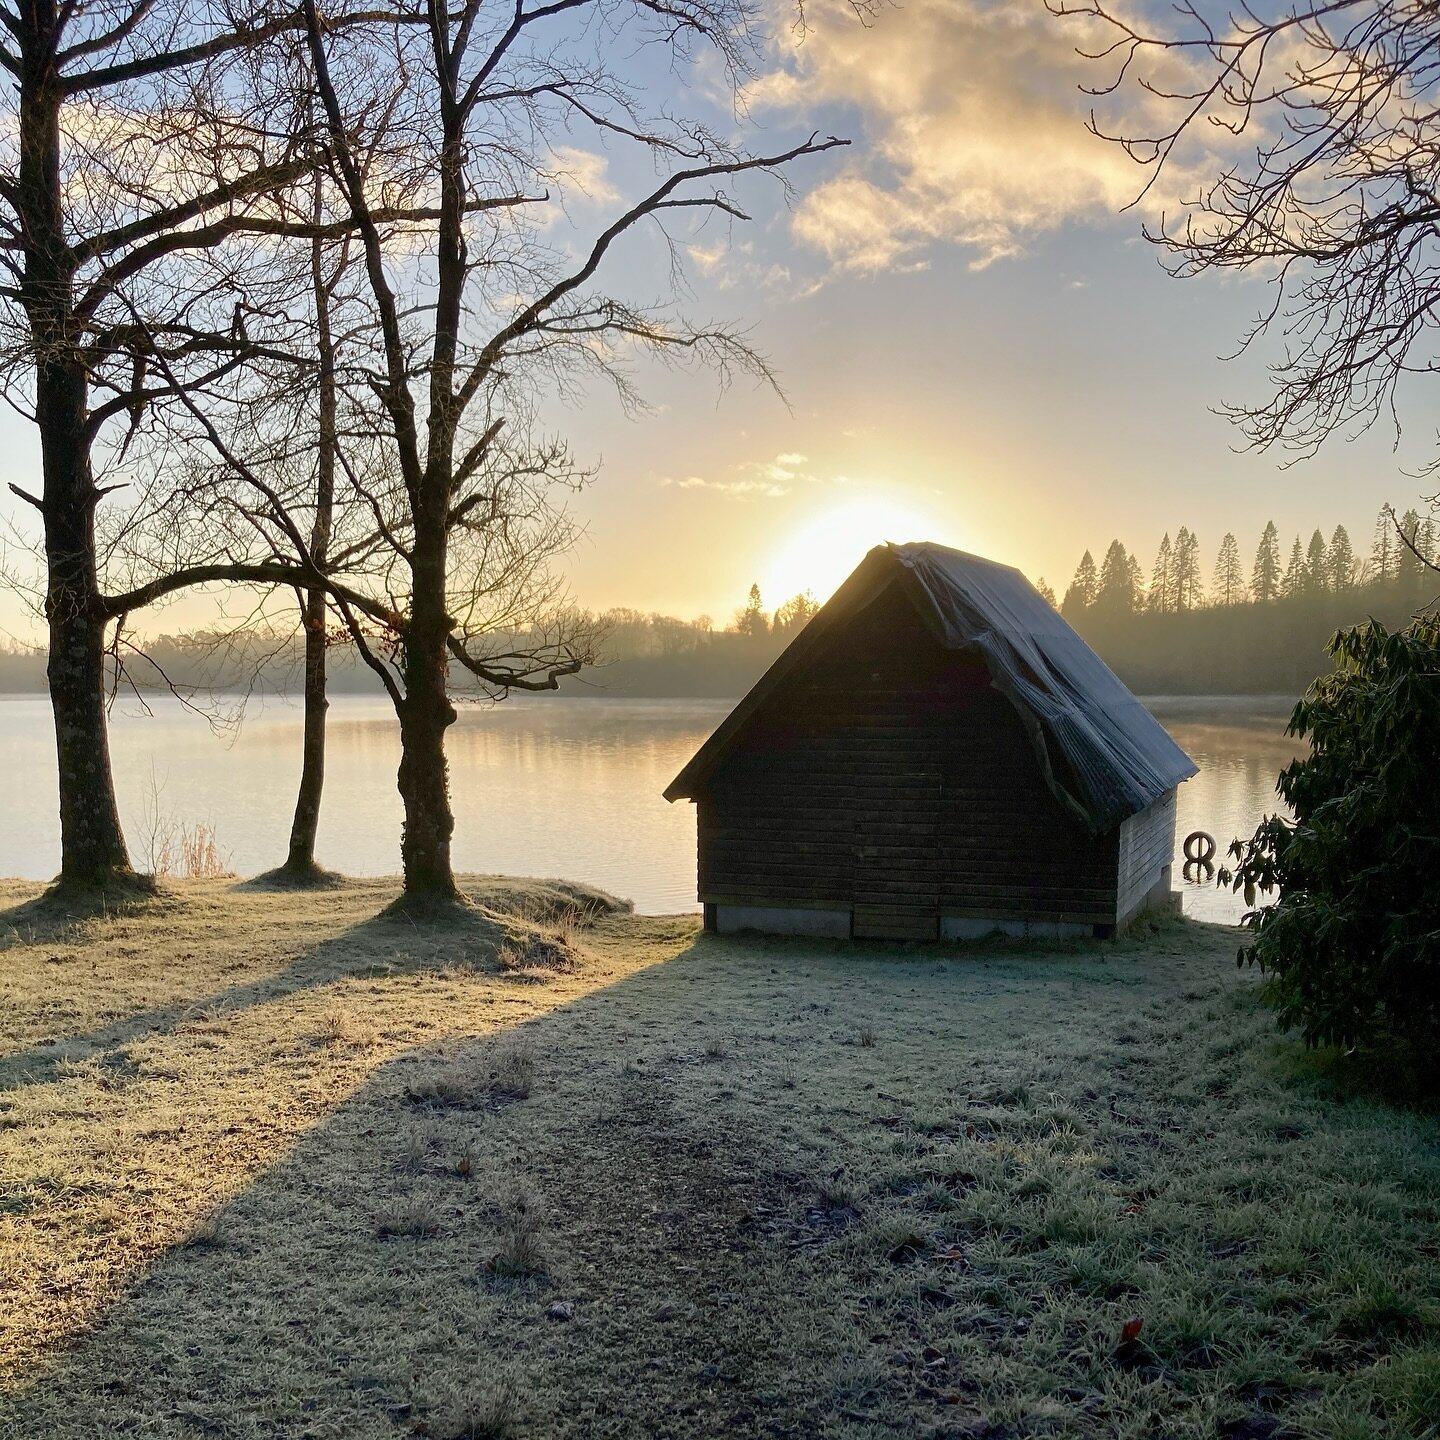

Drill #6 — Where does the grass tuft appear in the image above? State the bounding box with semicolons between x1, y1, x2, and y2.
376;1197;443;1240
1331;1276;1434;1344
486;1194;546;1278
405;1073;474;1109
400;1127;437;1174
490;1040;536;1100
314;1007;374;1047
431;1377;520;1440
145;818;230;880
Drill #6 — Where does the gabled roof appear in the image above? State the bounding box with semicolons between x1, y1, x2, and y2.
664;542;1197;833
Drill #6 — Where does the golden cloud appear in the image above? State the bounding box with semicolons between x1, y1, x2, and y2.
752;0;1192;271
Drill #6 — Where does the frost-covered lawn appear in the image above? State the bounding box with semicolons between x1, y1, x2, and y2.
0;879;1436;1439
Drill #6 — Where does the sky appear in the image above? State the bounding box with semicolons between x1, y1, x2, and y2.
543;0;1436;623
0;0;1432;641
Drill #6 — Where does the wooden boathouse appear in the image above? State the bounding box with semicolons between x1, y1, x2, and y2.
664;542;1197;941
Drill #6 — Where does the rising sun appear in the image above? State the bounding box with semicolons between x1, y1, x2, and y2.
761;496;948;606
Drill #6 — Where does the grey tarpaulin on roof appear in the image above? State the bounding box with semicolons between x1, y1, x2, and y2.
891;542;1197;833
663;540;1197;828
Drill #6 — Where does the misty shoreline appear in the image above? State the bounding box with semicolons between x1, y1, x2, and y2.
0;685;1305;706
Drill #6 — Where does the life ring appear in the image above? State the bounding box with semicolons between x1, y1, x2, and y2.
1183;831;1216;865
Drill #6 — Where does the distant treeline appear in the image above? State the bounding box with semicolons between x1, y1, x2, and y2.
0;625;790;699
1037;505;1440;693
0;584;818;700
1;531;1435;701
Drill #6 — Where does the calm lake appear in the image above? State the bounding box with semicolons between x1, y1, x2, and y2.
0;693;1300;923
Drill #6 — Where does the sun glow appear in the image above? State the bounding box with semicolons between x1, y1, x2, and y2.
760;495;949;606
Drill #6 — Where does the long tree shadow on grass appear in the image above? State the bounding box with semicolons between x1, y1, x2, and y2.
8;919;1436;1438
0;924;1194;1438
0;876;620;1096
0;938;880;1440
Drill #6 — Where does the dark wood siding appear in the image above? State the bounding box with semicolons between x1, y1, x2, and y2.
697;583;1122;935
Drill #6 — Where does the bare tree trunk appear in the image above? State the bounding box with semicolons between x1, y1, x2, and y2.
44;523;133;890
21;17;136;892
396;696;458;900
394;68;464;909
283;585;329;875
396;526;459;903
39;376;135;892
280;227;337;881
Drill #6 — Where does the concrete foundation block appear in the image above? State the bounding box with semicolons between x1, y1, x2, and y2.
714;905;853;938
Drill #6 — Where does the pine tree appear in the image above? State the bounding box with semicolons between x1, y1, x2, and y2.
1096;540;1137;615
1174;527;1204;611
1417;516;1437;569
1306;528;1329;593
1370;505;1399;587
1149;533;1173;614
1252;521;1281;602
1327;524;1356;592
1281;536;1307;598
1212;532;1244;606
1416;517;1439;603
734;582;769;637
1034;576;1058;608
1062;550;1099;616
1394;508;1428;598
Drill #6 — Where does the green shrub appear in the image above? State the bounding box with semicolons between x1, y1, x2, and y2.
1221;616;1440;1073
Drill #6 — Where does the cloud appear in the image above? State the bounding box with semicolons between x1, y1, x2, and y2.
750;0;1179;272
688;240;728;275
548;145;620;206
742;452;813;485
686;237;813;298
660;451;842;498
661;475;790;498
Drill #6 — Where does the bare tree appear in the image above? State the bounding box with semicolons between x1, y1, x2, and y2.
173;171;359;886
1053;2;1440;462
0;0;408;894
272;0;847;907
283;218;342;881
103;0;846;909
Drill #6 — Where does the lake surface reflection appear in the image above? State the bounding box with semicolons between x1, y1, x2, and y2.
1147;697;1301;924
0;693;1300;923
